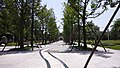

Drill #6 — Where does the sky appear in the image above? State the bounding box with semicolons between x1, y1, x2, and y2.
41;0;120;32
92;6;120;31
41;0;66;33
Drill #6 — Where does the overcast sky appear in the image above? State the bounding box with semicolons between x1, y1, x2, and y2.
41;0;120;32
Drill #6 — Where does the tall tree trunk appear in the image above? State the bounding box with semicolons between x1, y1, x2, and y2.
45;29;47;44
70;17;73;45
41;29;44;44
19;0;24;49
77;1;81;47
31;0;34;50
82;0;87;49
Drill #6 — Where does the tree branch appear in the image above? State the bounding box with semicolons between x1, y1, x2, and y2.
88;8;106;18
87;2;102;17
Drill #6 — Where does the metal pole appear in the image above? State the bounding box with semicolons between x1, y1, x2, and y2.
84;2;120;68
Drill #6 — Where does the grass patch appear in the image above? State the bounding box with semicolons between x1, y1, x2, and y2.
104;45;120;50
87;40;120;45
101;40;120;45
7;42;17;46
87;40;120;50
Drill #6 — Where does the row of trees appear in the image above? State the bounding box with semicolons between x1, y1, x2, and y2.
0;0;59;49
62;0;120;49
110;18;120;40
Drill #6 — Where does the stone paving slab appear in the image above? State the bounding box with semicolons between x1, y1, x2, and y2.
0;41;120;68
0;51;46;68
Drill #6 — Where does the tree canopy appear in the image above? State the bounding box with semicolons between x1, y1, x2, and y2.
0;0;59;49
62;0;120;49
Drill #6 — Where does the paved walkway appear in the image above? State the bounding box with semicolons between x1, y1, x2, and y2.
0;41;120;68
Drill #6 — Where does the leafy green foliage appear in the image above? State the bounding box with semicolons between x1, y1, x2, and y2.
63;0;118;49
105;45;120;50
111;18;120;40
62;3;78;44
0;0;59;48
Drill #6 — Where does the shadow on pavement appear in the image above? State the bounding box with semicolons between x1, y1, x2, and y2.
0;50;33;56
94;51;114;58
47;47;114;59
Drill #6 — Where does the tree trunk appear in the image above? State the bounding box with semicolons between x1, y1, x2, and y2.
31;0;34;51
77;11;81;47
77;0;81;47
45;30;47;44
70;18;73;45
82;0;87;49
19;0;24;49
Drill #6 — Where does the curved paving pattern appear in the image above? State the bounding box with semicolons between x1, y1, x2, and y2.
48;52;69;68
0;41;120;68
39;45;69;68
39;50;51;68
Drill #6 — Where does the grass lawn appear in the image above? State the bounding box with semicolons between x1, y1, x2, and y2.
101;40;120;45
87;40;120;45
100;40;120;50
104;45;120;50
87;40;120;50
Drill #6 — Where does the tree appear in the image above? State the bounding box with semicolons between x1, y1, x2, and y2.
36;5;59;44
84;1;120;67
45;8;59;43
86;22;100;40
0;0;42;49
47;11;59;42
68;0;110;49
111;18;120;40
0;0;59;50
62;3;78;44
